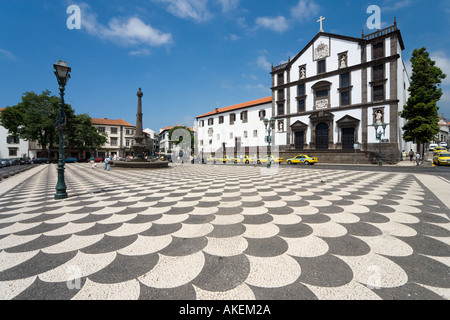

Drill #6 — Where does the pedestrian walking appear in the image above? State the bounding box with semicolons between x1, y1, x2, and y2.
104;156;111;171
90;156;96;169
415;152;421;166
401;150;407;161
409;149;414;162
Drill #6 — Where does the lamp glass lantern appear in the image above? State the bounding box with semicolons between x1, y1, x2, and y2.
54;60;71;87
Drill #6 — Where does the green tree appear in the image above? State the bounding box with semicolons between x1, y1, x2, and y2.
1;90;64;157
400;47;447;155
66;113;108;156
1;90;107;159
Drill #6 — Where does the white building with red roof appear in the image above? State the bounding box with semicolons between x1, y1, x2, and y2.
195;97;273;158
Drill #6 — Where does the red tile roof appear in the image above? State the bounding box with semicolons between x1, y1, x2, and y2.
196;96;272;119
92;118;135;127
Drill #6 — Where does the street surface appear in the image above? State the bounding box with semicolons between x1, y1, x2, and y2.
0;162;449;300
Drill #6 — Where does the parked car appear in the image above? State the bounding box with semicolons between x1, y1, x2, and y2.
440;142;448;148
242;155;255;164
31;158;50;164
20;158;31;165
429;143;438;151
433;146;447;154
206;156;217;163
0;161;3;168
0;159;10;167
433;152;450;166
64;157;78;163
10;158;21;165
286;155;318;165
257;155;284;164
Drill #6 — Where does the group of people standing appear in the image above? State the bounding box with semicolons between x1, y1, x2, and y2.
401;149;422;166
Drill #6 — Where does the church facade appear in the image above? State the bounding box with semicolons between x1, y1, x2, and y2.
271;18;412;162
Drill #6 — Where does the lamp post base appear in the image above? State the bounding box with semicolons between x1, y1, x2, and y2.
54;192;68;200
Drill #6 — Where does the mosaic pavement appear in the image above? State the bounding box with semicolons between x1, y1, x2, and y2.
0;163;449;300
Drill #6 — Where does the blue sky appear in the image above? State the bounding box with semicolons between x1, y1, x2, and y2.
1;0;450;132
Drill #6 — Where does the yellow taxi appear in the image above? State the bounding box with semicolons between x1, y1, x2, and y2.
206;156;217;163
257;155;284;164
433;146;447;154
286;155;318;165
217;156;239;164
433;152;450;166
242;155;255;164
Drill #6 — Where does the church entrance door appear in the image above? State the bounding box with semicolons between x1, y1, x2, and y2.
316;122;329;150
294;131;304;150
342;127;355;150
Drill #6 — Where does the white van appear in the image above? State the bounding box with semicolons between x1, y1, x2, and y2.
429;143;438;151
440;142;448;148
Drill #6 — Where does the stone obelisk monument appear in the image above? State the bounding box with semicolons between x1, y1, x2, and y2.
114;88;168;169
132;88;146;160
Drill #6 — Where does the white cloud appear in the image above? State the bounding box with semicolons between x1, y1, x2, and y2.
290;0;320;20
0;49;17;61
129;48;151;56
382;0;412;12
255;16;289;33
216;0;240;12
256;54;272;71
431;51;450;85
153;0;213;22
78;3;172;47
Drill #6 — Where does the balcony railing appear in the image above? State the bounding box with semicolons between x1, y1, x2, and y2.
363;21;398;41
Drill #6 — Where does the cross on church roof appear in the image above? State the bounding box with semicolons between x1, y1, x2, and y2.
317;16;325;32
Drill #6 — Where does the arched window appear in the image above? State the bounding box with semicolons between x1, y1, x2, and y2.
311;81;332;110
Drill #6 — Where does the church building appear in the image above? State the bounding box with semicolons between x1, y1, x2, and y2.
271;17;412;162
196;18;413;163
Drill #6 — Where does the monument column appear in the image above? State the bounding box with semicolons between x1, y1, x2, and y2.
133;88;146;160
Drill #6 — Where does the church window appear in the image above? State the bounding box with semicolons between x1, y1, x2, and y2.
373;85;385;101
340;73;350;88
312;81;331;110
373;64;385;81
316;89;328;98
298;84;305;97
298;99;306;112
373;41;384;60
340;91;350;106
278;89;285;101
277;73;284;85
317;59;326;74
277;103;285;116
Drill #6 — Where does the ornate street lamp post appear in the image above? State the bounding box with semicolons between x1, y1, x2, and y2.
53;60;71;200
374;122;387;167
264;117;276;169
